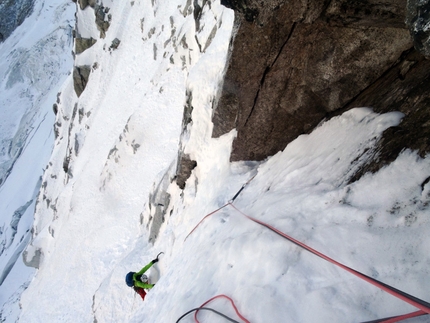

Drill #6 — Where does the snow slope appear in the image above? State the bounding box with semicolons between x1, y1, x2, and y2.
126;108;430;323
3;0;430;322
0;0;74;320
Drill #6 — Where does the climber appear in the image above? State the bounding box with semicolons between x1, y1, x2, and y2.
125;252;163;300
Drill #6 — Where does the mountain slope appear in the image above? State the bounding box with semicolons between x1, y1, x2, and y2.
1;0;429;322
0;0;74;320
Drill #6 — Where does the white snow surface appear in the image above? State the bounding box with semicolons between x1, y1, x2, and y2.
0;0;429;322
0;0;74;321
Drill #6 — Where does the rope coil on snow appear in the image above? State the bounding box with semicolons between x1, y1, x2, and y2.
175;307;240;323
184;174;430;322
194;295;251;323
228;203;430;319
185;202;430;321
175;294;250;323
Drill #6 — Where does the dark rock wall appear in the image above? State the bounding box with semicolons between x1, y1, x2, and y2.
345;48;430;181
77;0;97;10
214;0;430;165
73;66;91;97
406;0;430;58
75;37;97;54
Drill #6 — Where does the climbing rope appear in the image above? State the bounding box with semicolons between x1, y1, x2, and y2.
184;203;230;241
185;173;257;241
229;203;430;317
362;310;427;323
185;173;430;322
175;294;250;323
176;307;239;323
194;295;251;323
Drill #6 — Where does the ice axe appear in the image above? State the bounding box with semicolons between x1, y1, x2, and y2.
151;252;164;264
155;252;164;261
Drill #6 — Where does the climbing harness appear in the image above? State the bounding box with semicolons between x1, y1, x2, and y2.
185;173;430;322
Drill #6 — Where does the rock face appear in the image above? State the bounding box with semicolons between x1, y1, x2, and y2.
406;0;430;58
215;0;430;166
109;38;121;51
77;0;97;10
346;48;430;181
175;155;197;189
0;0;35;42
75;37;97;54
95;4;111;38
73;66;91;97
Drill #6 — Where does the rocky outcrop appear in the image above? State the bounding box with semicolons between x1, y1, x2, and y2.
406;0;430;58
22;248;42;269
95;4;111;38
73;65;91;97
175;154;197;189
109;38;121;51
75;37;97;54
77;0;97;10
215;0;430;166
0;0;35;42
345;48;430;181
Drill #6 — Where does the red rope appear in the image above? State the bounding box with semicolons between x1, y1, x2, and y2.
184;203;230;241
184;200;430;321
194;294;251;323
229;204;430;317
378;310;427;323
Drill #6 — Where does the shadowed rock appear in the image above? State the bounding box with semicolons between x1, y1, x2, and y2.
345;49;430;182
95;4;111;38
406;0;430;58
75;37;97;54
78;0;96;10
175;154;197;189
214;0;430;168
73;65;91;97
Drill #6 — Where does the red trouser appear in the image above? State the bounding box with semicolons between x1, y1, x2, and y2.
134;287;147;300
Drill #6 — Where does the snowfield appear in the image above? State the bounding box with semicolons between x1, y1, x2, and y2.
0;0;74;320
1;0;429;322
